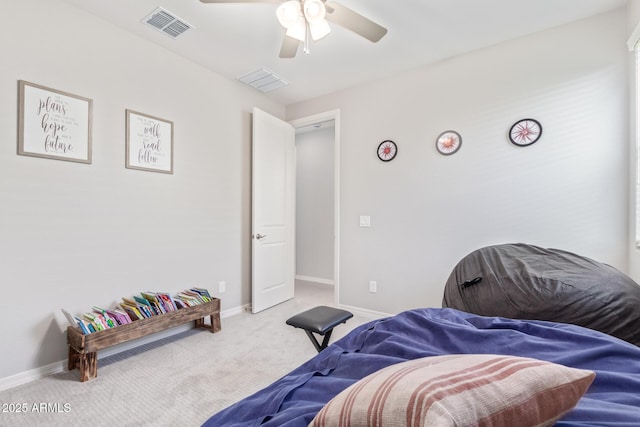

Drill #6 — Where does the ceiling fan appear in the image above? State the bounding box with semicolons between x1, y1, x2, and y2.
199;0;387;58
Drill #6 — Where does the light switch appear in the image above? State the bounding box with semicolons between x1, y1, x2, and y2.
359;215;371;227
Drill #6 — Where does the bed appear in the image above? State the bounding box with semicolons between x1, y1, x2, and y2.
204;244;640;426
203;308;640;426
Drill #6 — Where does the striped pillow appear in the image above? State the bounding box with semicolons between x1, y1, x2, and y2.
309;354;595;427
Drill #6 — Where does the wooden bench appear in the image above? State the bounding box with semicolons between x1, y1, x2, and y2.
67;298;221;382
286;305;353;352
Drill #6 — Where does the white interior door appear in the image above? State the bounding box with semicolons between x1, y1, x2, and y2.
251;108;295;313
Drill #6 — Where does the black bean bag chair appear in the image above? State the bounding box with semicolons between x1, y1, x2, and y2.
442;243;640;346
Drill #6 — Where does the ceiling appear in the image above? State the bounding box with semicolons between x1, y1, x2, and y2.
59;0;627;105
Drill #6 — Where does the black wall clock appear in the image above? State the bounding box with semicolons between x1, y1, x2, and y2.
509;118;542;146
377;140;397;162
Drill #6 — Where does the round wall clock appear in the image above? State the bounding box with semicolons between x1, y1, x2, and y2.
509;118;542;146
377;140;397;162
436;130;462;155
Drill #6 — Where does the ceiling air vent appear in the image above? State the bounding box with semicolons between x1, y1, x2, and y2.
143;7;192;38
238;68;288;93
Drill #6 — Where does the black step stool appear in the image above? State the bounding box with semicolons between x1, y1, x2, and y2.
286;306;353;352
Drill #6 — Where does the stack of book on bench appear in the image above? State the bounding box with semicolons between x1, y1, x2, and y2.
62;287;212;335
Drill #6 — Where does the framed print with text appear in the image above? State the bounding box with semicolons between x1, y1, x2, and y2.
18;80;92;163
126;109;173;174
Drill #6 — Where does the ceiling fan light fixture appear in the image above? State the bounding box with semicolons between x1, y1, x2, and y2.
309;19;330;40
303;0;326;24
203;0;387;59
276;1;302;29
285;17;307;42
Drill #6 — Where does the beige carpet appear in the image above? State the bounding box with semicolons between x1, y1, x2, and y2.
0;282;379;427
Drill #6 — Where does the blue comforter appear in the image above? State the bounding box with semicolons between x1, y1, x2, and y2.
203;308;640;426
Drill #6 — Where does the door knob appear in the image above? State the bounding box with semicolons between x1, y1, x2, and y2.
255;233;267;240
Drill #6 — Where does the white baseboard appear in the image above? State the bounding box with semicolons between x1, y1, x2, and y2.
0;304;248;392
295;275;334;286
337;303;392;320
0;360;67;392
222;304;247;317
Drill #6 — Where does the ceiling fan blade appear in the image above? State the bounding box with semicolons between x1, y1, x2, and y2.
279;34;299;58
199;0;281;3
325;2;387;43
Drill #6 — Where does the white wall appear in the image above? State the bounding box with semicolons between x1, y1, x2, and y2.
295;126;335;283
0;0;284;381
627;0;640;282
628;0;640;34
287;9;630;314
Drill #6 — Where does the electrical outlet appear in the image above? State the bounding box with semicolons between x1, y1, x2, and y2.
369;281;377;293
219;281;226;293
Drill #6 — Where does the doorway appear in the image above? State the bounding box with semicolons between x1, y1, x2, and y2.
290;110;340;306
